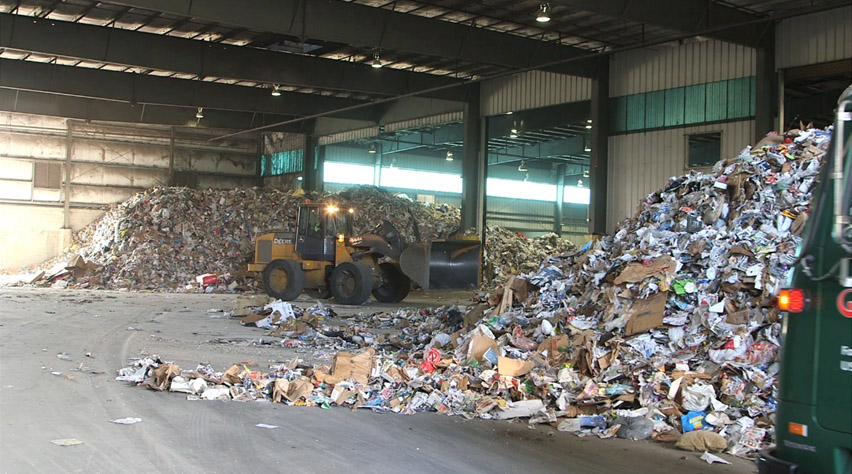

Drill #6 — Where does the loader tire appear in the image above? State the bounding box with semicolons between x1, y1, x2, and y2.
372;263;411;303
330;262;373;305
262;259;305;301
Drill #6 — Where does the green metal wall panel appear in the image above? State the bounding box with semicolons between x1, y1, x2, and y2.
626;94;646;131
664;88;685;127
609;76;755;134
727;77;751;119
262;149;304;177
705;81;728;122
749;76;756;117
684;84;706;124
645;90;665;129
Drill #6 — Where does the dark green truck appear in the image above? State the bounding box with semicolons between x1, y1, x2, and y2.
758;88;852;474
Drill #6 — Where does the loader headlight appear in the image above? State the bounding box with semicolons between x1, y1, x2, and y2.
327;205;338;214
337;233;345;243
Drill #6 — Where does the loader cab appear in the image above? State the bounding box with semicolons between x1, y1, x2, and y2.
295;203;352;261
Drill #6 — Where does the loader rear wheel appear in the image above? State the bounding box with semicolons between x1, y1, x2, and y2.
262;259;305;301
330;262;373;305
372;263;411;303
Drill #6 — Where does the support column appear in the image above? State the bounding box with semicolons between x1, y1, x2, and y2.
461;83;486;238
589;58;609;235
168;126;176;186
302;119;321;191
373;148;382;187
554;164;565;235
62;121;73;229
755;24;776;140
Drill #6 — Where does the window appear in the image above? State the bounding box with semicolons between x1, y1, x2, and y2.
33;163;62;189
687;132;722;168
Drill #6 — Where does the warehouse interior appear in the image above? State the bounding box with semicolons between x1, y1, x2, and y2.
0;1;851;473
1;0;847;269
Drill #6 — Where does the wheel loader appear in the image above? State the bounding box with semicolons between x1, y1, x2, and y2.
247;202;481;305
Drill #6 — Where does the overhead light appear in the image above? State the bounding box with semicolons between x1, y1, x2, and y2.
583;169;590;178
505;111;513;115
536;3;551;23
446;151;454;161
368;144;377;154
584;145;592;152
510;126;519;138
577;179;584;187
297;176;303;181
524;172;530;182
371;53;382;69
389;158;397;168
271;84;282;97
518;160;528;172
585;119;593;129
195;107;204;119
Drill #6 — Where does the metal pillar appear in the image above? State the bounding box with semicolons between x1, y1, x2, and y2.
554;164;565;235
302;119;321;191
373;148;382;187
461;83;486;237
168;126;176;186
62;121;73;229
755;24;776;141
589;59;609;235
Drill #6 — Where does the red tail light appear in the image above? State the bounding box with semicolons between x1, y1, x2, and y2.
778;288;807;312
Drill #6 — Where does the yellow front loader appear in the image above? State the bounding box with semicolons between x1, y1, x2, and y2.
248;202;481;305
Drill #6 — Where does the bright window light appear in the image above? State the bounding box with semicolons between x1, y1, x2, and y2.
381;167;463;194
323;162;374;185
322;162;591;205
487;178;556;202
563;186;591;204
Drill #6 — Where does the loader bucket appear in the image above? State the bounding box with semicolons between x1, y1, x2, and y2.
399;239;481;290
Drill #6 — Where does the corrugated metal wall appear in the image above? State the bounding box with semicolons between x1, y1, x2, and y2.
481;70;591;116
776;6;852;70
606;119;755;232
610;39;756;96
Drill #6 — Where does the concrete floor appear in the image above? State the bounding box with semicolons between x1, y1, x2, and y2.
0;288;757;474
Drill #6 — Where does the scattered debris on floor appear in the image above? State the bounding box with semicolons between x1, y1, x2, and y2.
109;417;142;425
50;438;84;447
115;125;831;462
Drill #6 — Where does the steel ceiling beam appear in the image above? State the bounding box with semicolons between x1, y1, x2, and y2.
0;59;382;121
101;0;598;76
0;13;466;100
0;88;308;131
548;0;766;46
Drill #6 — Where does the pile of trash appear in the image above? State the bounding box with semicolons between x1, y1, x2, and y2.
17;186;464;291
483;227;577;286
116;126;831;458
337;186;461;243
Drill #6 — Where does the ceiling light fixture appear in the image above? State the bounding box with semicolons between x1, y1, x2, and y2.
536;3;551;23
271;84;282;97
446;151;454;161
518;160;528;172
506;111;513;115
389;158;397;168
584;145;592;152
297;176;303;181
577;179;584;187
583;169;590;178
195;107;204;119
585;119;593;129
371;53;383;69
368;144;377;154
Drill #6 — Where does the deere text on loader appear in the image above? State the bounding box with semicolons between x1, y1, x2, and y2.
248;202;482;305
